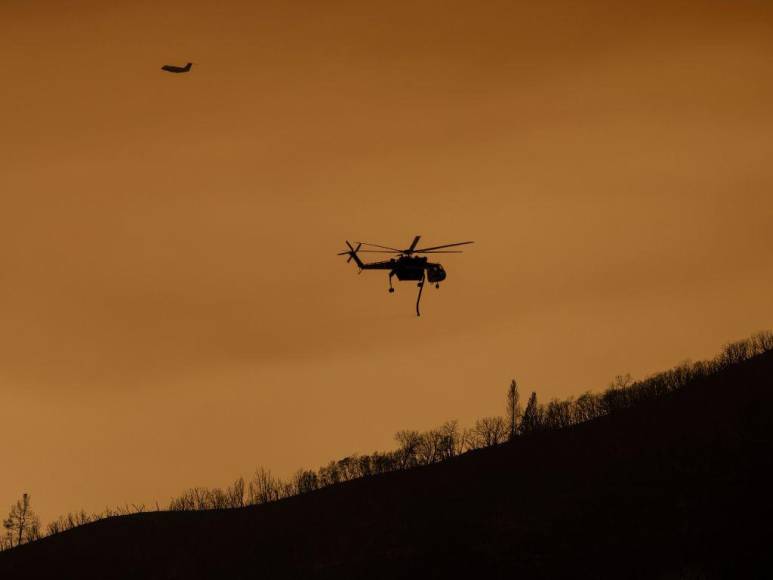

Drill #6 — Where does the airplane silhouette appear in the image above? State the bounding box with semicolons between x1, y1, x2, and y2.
161;62;193;74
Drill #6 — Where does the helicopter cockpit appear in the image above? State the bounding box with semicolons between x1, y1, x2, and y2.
426;263;446;284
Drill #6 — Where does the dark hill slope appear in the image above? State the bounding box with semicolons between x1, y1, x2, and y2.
3;352;772;579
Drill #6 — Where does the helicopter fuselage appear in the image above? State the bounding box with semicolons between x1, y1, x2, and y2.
359;255;447;283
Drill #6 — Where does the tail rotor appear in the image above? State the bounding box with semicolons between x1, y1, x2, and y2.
337;241;363;267
348;241;361;263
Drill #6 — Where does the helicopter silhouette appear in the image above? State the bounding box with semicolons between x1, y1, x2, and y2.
338;235;473;316
161;62;193;73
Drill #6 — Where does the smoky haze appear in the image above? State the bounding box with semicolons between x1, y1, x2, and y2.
1;0;772;522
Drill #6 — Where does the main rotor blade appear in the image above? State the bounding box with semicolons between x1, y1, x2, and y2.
357;250;401;254
415;250;464;253
407;235;421;252
413;241;474;252
356;242;403;252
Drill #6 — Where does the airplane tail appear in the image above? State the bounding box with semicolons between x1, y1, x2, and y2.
337;241;364;269
185;62;193;71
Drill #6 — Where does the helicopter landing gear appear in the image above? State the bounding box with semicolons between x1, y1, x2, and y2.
388;271;395;293
389;288;394;293
435;283;440;289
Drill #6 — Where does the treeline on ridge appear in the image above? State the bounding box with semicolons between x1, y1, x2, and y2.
3;330;772;550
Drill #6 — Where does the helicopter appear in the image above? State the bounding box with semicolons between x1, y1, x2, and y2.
338;235;473;316
161;62;193;73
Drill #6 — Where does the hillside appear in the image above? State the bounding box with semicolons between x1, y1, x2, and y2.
2;351;772;579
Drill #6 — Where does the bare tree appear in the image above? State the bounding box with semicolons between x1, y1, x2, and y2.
506;379;521;440
292;469;319;494
3;494;40;548
752;330;773;353
414;430;437;464
543;398;574;430
334;456;359;481
0;532;13;551
356;454;374;477
438;420;464;459
370;451;399;474
395;430;422;469
573;391;603;423
601;374;634;414
226;477;246;508
248;468;284;505
318;461;342;487
468;416;508;448
721;340;752;366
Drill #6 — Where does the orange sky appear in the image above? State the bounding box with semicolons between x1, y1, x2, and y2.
2;0;773;523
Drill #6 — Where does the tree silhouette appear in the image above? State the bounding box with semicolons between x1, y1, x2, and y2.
438;420;464;458
543;398;573;430
752;330;773;353
248;468;286;504
469;416;508;448
395;430;422;468
292;469;319;494
3;494;40;548
226;477;246;508
521;392;540;434
506;379;521;440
